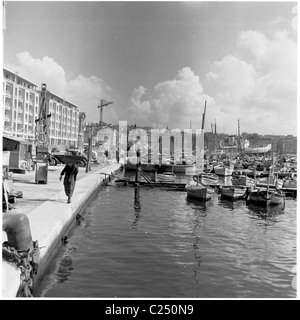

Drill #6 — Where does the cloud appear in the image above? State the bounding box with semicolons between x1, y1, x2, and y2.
5;52;113;123
128;67;213;129
292;4;297;30
204;22;297;135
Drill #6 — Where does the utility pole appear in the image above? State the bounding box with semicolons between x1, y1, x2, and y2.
98;99;113;127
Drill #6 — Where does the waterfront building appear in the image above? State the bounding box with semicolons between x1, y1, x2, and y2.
2;68;80;150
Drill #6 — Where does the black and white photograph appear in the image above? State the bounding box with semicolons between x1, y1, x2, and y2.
1;1;298;301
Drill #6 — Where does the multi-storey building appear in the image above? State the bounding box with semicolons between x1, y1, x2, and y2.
2;68;80;150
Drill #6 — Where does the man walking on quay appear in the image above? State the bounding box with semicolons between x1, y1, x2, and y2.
59;163;79;203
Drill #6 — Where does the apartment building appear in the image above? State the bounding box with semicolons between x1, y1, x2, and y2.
2;68;80;150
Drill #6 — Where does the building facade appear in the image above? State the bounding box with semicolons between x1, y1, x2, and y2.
2;68;80;150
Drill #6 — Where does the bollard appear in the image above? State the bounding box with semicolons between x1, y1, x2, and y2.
2;213;33;252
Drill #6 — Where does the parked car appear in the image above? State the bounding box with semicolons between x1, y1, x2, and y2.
52;150;87;167
32;152;61;166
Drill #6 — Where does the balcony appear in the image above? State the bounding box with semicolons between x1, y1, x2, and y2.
5;92;11;98
4;116;11;123
4;105;11;110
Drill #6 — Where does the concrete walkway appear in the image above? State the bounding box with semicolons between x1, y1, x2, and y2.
2;162;122;297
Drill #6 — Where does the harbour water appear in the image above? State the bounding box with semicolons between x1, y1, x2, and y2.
35;173;297;298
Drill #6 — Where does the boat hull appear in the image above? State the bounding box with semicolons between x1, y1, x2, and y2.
124;163;158;172
220;186;248;200
232;175;254;186
185;183;214;201
160;164;196;174
155;173;176;182
247;189;285;206
214;166;234;176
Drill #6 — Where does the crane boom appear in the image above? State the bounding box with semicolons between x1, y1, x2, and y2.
98;99;113;125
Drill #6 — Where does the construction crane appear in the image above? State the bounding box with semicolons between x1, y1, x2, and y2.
98;99;113;127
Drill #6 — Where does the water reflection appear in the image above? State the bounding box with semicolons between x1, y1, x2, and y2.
134;186;141;211
218;198;245;211
246;201;285;224
186;196;208;216
132;186;141;229
56;247;76;283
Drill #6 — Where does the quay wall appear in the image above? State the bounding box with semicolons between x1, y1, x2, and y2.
2;163;121;297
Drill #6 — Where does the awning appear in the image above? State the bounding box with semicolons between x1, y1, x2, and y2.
2;134;28;143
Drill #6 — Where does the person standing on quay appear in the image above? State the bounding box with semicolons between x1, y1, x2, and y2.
59;163;78;203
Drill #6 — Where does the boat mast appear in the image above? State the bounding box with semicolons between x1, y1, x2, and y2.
237;119;240;153
201;100;207;130
197;100;207;180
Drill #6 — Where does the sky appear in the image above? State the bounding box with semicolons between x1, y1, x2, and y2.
1;1;298;136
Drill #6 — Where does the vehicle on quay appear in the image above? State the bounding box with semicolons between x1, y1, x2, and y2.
32;152;61;167
52;150;88;167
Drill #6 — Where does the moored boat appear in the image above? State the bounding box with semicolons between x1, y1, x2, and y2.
114;178;129;186
247;188;285;206
185;182;214;201
155;172;176;182
231;173;254;186
159;163;196;174
256;176;283;189
214;164;234;176
124;162;158;172
219;185;248;200
282;176;297;189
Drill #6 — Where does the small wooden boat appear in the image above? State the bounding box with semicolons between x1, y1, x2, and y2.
219;185;248;200
231;174;254;186
268;191;286;206
282;177;297;189
52;151;87;167
201;173;219;185
214;164;234;176
281;177;297;197
192;173;219;185
185;174;215;201
247;188;285;206
159;163;196;174
114;178;129;186
185;183;214;201
155;172;176;182
124;162;158;172
256;177;283;189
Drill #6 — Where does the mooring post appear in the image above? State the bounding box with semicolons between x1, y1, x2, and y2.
135;162;141;185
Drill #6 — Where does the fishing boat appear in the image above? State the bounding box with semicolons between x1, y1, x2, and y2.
185;182;214;201
155;172;176;182
282;176;297;189
256;176;283;189
247;188;285;206
213;164;234;176
159;163;196;174
231;173;254;186
124;162;158;172
219;185;248;200
200;173;219;185
114;178;129;186
185;101;215;201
